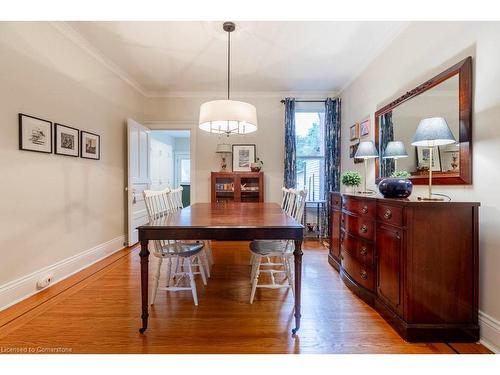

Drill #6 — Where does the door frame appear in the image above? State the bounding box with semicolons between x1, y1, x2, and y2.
144;121;195;204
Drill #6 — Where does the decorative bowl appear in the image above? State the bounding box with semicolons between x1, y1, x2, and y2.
378;178;413;198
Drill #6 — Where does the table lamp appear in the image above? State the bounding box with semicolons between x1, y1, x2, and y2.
216;143;232;171
354;141;379;194
383;141;408;172
411;117;456;201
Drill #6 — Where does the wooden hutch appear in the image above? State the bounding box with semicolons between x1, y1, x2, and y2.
211;172;264;203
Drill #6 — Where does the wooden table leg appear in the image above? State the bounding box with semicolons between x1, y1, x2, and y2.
292;239;303;335
139;239;150;334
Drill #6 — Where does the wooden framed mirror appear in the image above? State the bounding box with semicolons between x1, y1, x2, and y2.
375;57;472;185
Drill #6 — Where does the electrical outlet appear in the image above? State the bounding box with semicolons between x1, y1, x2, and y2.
36;274;54;289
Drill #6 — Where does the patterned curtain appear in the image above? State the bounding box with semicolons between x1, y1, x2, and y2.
323;97;341;237
324;97;341;195
380;111;395;177
283;98;296;188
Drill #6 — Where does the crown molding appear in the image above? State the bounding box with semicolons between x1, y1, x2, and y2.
144;90;338;99
49;21;149;97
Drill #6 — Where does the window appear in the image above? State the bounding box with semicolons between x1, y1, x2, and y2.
175;153;191;185
180;158;190;184
295;110;325;201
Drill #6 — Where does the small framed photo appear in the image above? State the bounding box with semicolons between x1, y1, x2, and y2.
54;123;79;157
359;118;370;137
19;113;52;154
417;146;441;171
232;144;256;172
80;131;100;160
349;123;359;141
350;143;364;164
349;143;358;158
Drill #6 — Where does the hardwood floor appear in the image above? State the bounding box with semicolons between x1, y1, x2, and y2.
0;241;492;354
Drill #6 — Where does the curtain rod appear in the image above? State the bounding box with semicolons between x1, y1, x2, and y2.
280;99;327;104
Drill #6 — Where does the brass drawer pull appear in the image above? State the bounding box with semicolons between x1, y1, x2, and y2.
383;209;392;219
360;270;368;280
360;225;368;233
361;206;368;214
395;232;401;240
360;247;368;256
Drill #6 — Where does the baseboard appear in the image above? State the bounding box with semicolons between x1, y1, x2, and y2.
0;235;126;312
479;310;500;353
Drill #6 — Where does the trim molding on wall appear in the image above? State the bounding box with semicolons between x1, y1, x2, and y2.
479;310;500;353
0;235;126;312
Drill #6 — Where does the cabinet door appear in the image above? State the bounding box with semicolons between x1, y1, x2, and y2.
330;209;341;260
376;224;403;315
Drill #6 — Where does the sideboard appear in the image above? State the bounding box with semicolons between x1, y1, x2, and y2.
329;192;480;342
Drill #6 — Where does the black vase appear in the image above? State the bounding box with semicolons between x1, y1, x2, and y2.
378;178;413;198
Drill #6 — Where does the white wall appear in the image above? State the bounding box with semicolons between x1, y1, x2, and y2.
144;96;287;204
0;22;144;306
340;21;500;351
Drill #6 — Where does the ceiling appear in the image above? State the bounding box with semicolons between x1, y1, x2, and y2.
64;21;408;97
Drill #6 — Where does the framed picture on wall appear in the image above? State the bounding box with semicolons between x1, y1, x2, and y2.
349;143;358;158
54;123;79;157
359;117;370;137
416;146;441;171
80;131;100;160
232;144;256;172
349;123;359;141
19;113;53;154
349;142;364;164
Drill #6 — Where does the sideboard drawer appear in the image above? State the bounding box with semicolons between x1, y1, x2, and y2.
377;203;403;227
341;250;374;291
341;212;374;241
340;230;374;266
342;196;376;219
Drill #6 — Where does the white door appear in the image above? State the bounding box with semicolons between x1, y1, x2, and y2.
150;138;173;191
127;118;151;246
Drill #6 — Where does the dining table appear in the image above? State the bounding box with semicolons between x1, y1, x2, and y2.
137;202;304;335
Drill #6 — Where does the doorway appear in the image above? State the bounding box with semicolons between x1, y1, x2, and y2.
149;130;191;207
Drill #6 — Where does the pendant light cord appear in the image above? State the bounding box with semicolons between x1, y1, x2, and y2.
227;30;231;100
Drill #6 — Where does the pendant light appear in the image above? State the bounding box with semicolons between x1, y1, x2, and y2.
199;22;258;135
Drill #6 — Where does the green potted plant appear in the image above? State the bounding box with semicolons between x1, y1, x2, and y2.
341;170;361;193
390;170;411;179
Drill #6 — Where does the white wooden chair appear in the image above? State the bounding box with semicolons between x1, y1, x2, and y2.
249;187;296;266
249;189;307;304
143;188;207;306
169;186;214;275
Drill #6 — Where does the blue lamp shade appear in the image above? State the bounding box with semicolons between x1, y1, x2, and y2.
383;141;408;159
411;117;456;147
355;141;379;159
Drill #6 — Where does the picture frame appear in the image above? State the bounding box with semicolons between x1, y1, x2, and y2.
349;142;364;164
349;143;357;158
80;131;100;160
349;123;359;141
19;113;52;154
359;117;370;137
232;144;256;172
416;146;441;172
54;123;79;157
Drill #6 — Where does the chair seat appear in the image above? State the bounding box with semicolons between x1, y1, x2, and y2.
160;242;204;258
249;240;289;255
